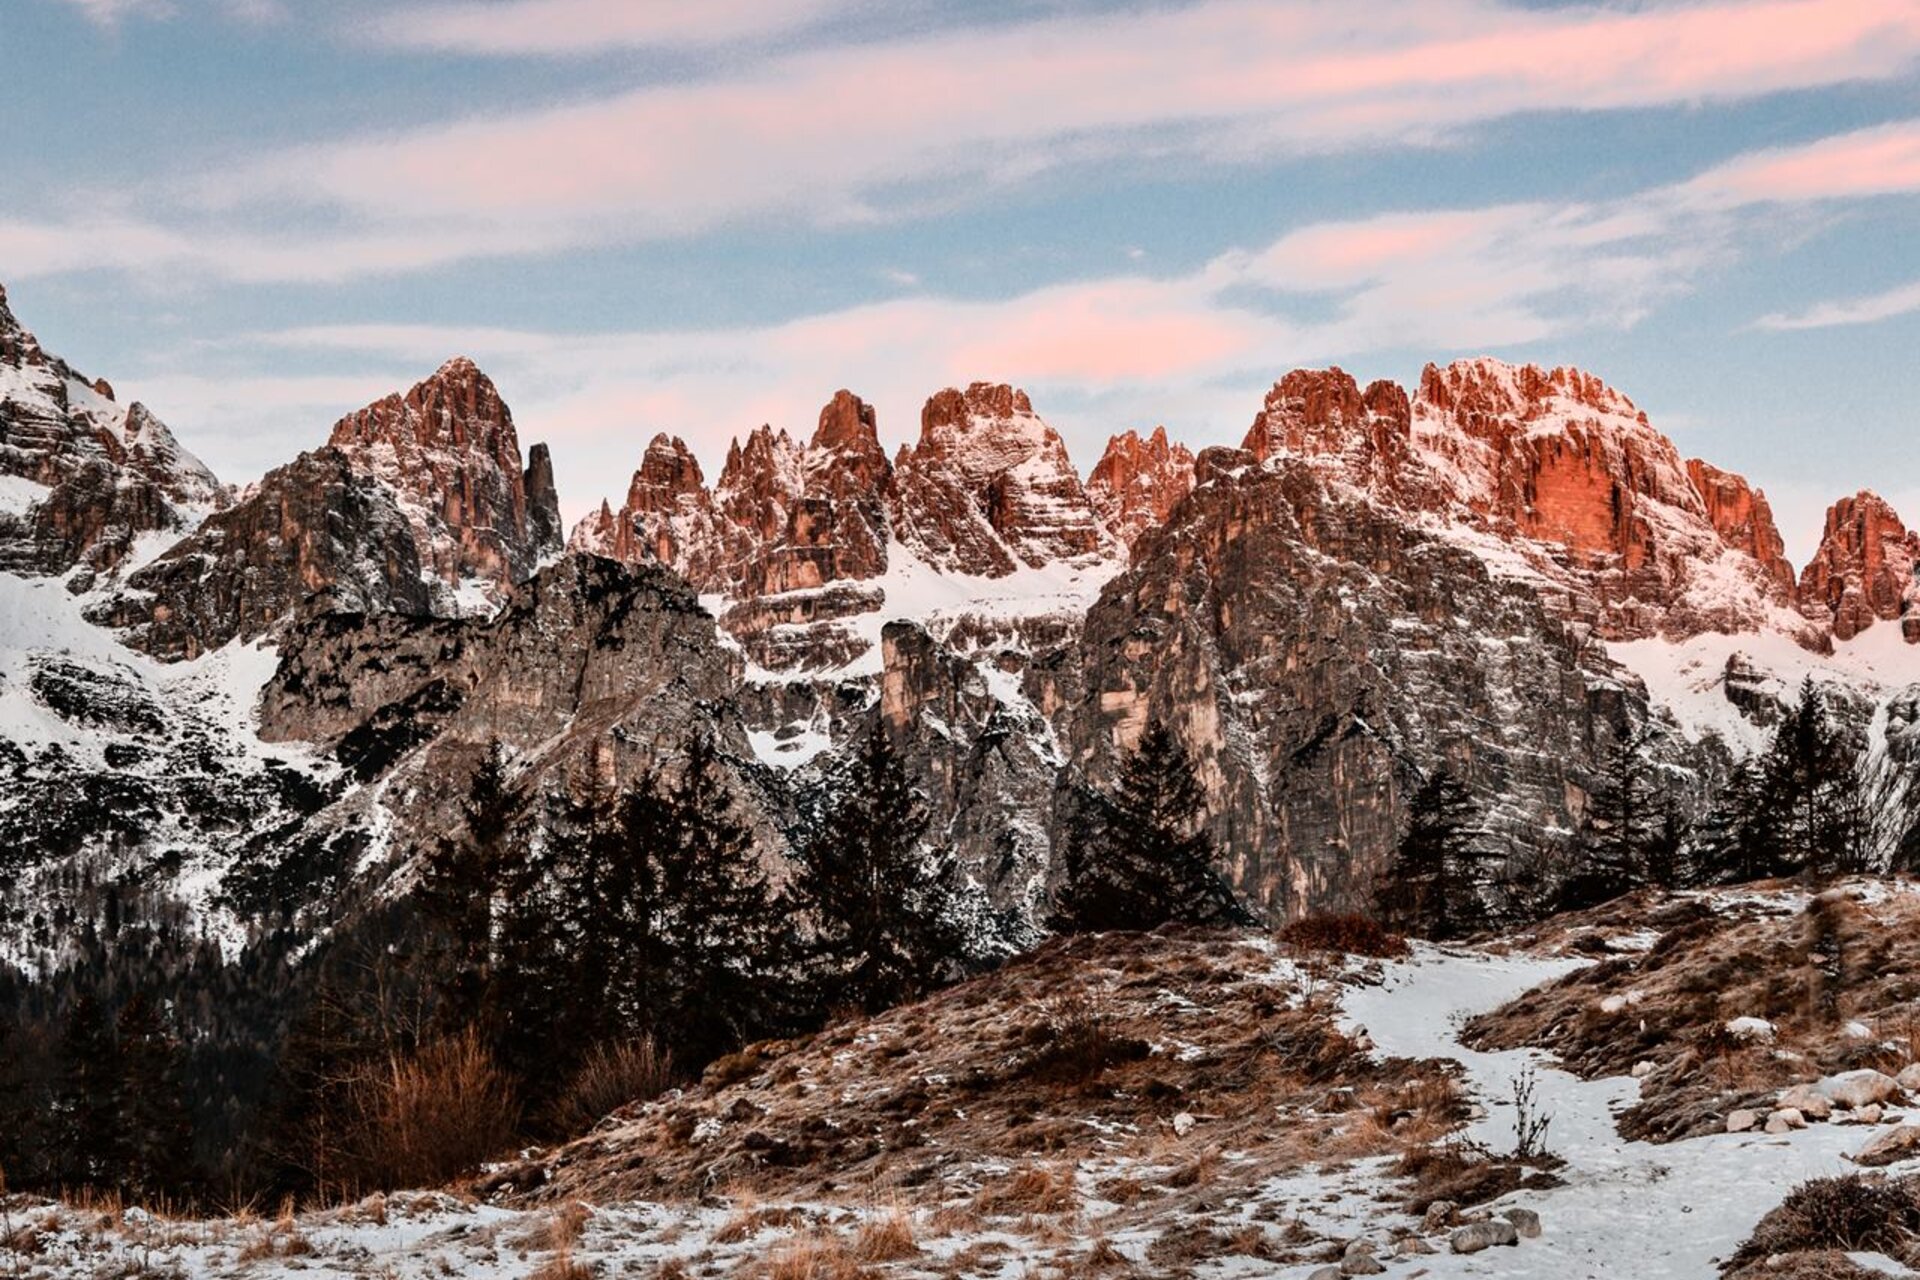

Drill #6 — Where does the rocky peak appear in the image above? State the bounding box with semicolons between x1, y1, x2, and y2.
893;381;1114;576
1416;357;1646;431
1240;367;1415;494
1800;491;1920;643
0;280;223;577
327;356;561;601
1086;426;1195;549
90;447;432;660
1684;459;1796;595
568;433;727;586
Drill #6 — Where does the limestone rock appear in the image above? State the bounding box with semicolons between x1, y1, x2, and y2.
1450;1220;1520;1253
1852;1124;1920;1167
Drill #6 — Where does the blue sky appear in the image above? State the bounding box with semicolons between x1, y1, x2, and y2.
4;0;1919;562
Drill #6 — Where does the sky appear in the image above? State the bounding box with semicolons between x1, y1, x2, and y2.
4;0;1919;564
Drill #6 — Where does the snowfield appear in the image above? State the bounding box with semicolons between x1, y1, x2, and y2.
1343;945;1889;1279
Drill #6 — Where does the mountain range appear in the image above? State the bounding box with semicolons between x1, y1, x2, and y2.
3;278;1917;957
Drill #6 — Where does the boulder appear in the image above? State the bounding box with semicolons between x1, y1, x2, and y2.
1853;1124;1920;1167
1450;1221;1520;1254
1502;1207;1543;1238
1395;1236;1436;1256
1421;1200;1458;1232
1726;1017;1776;1043
1777;1085;1832;1121
1824;1069;1902;1110
1309;1268;1343;1280
1764;1108;1807;1134
1631;1060;1656;1079
1340;1254;1386;1276
1726;1109;1760;1134
1895;1063;1920;1092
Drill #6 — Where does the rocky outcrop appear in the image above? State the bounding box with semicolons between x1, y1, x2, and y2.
568;433;729;586
328;356;561;603
257;554;773;876
1241;368;1416;498
89;449;433;660
1087;426;1194;549
1070;449;1658;917
893;382;1115;576
0;283;223;578
1684;459;1795;595
1800;491;1920;642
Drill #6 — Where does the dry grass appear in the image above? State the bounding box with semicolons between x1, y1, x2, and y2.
549;1036;677;1137
1725;1174;1920;1274
850;1207;917;1262
971;1165;1079;1218
758;1232;870;1280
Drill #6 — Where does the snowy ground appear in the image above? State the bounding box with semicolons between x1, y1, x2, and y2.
6;933;1914;1278
1340;945;1896;1279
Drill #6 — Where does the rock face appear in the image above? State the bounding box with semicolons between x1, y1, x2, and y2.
0;283;223;578
1229;360;1804;644
893;382;1115;576
256;555;771;878
1070;449;1647;915
568;433;728;585
1087;426;1195;549
90;449;433;660
327;356;562;604
1685;458;1796;595
1800;491;1920;643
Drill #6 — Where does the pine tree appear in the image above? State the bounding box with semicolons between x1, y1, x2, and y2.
50;991;125;1190
1561;725;1661;910
795;723;969;1015
652;734;788;1063
1051;720;1250;933
1755;679;1870;879
1375;769;1496;940
113;992;195;1201
1693;759;1769;885
418;740;518;1034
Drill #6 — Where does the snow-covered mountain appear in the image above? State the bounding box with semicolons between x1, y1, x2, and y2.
4;273;1919;943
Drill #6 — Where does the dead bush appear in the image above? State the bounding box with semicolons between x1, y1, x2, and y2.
1725;1174;1920;1273
851;1207;917;1262
1278;914;1409;959
1019;992;1149;1085
549;1037;676;1136
331;1029;521;1193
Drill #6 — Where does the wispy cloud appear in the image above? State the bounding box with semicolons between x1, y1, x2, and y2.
16;0;1918;286
363;0;856;56
1755;278;1920;330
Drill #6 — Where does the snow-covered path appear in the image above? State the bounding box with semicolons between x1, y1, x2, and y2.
1338;945;1875;1279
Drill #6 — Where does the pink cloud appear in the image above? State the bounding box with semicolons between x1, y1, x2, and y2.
217;0;1920;240
1684;119;1920;205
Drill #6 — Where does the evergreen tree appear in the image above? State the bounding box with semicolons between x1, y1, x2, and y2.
1756;679;1870;879
50;991;125;1190
418;741;518;1034
1375;769;1496;940
1051;720;1251;933
652;734;788;1062
1692;759;1769;885
796;723;969;1015
113;992;195;1201
1560;725;1662;910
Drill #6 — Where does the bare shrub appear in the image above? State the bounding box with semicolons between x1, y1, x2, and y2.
1278;914;1409;959
550;1037;676;1136
851;1206;917;1262
1726;1174;1920;1273
1019;992;1149;1085
332;1030;520;1192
